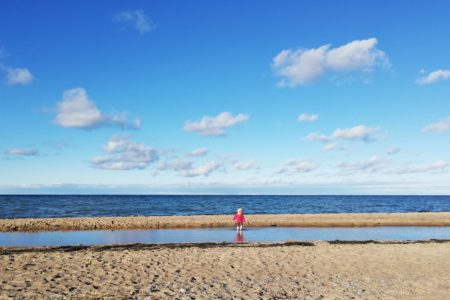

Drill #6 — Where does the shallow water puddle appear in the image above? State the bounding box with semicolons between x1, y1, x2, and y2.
1;226;450;247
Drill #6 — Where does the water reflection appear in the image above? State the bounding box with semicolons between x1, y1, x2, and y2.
234;231;244;243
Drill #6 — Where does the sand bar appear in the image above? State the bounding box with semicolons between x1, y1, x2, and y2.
1;212;450;232
1;240;449;299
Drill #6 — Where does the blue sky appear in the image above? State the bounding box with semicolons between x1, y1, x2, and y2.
1;1;450;194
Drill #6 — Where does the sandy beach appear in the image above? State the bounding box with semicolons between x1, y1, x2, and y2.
2;212;450;232
0;240;449;299
1;213;450;298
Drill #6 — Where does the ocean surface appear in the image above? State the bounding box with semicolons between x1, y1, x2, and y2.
1;195;450;219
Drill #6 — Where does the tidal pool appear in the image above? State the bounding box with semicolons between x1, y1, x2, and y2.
1;226;450;247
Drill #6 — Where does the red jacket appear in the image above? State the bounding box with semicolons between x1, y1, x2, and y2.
233;213;246;223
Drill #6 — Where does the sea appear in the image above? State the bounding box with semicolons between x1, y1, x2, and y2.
1;195;450;219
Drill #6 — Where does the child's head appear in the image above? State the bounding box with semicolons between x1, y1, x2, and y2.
237;208;243;214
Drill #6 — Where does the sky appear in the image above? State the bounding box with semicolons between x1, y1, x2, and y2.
1;0;450;194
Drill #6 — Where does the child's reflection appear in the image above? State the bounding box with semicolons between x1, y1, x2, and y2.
234;231;244;243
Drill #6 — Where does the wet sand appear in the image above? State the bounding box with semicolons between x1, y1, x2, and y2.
1;240;449;299
1;212;450;232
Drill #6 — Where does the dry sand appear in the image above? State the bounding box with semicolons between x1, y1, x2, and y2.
2;212;450;232
2;213;449;299
1;240;449;299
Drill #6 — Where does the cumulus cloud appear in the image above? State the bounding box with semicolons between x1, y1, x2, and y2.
0;51;33;86
5;148;39;156
338;156;387;173
306;125;378;143
234;160;259;171
273;46;328;87
115;10;155;34
54;88;140;130
272;38;389;87
422;117;450;133
188;147;208;157
394;160;448;175
180;161;223;177
184;112;249;136
90;136;158;170
298;113;318;122
332;125;377;142
416;69;450;85
6;67;33;85
277;159;317;174
325;39;388;71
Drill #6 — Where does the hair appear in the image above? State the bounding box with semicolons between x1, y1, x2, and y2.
237;208;243;212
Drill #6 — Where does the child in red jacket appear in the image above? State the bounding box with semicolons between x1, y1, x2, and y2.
232;208;246;232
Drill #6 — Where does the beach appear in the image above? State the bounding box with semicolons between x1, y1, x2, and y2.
2;0;449;298
1;212;450;299
1;240;449;299
2;212;450;232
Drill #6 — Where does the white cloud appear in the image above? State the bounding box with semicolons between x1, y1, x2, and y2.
272;38;389;87
156;155;222;177
394;160;448;174
157;158;193;171
273;46;328;87
416;69;450;85
325;38;388;71
306;125;377;143
188;147;208;157
305;132;331;143
234;160;259;171
338;156;386;173
337;156;447;175
298;113;318;122
6;68;33;85
386;147;400;155
321;143;337;152
90;136;158;170
54;88;140;130
115;10;155;34
5;148;39;156
184;112;249;136
180;161;222;177
422;117;450;133
277;159;317;174
332;125;377;142
0;49;34;86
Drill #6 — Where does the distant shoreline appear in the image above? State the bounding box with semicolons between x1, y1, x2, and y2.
1;212;450;232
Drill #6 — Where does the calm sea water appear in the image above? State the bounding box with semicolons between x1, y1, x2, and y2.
2;227;450;246
1;195;450;219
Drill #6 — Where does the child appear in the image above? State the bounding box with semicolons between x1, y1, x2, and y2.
232;208;246;232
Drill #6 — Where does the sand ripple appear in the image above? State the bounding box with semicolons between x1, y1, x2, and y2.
1;241;449;299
